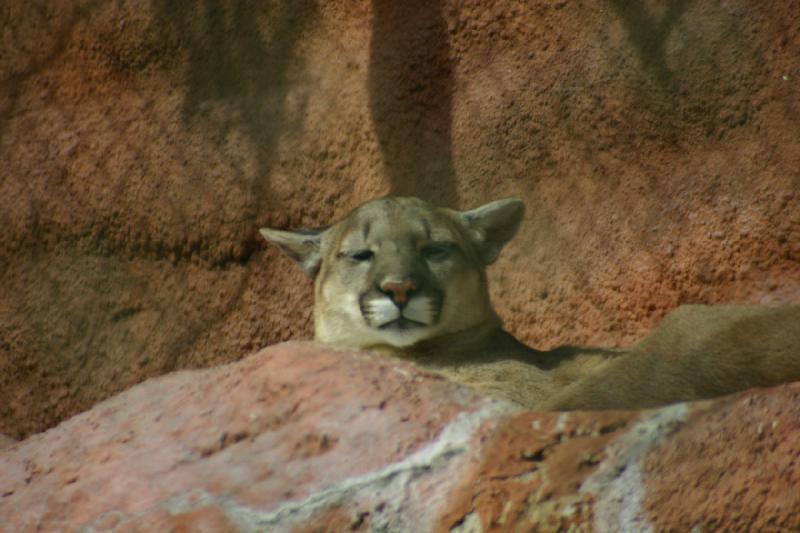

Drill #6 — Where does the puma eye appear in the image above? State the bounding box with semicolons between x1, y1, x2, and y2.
348;249;374;262
421;243;453;261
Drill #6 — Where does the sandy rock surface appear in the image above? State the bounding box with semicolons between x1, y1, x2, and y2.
2;342;798;532
1;4;799;530
2;1;799;439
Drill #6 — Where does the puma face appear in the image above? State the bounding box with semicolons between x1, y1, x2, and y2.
260;196;524;351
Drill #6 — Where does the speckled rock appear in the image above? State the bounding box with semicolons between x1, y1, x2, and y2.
0;342;518;532
2;343;798;532
2;1;799;440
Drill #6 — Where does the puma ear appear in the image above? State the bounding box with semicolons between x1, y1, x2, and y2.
460;198;525;265
259;227;326;276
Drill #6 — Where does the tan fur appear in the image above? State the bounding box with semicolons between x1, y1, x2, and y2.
261;196;800;410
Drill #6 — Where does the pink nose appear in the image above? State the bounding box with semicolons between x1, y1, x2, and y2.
380;280;417;306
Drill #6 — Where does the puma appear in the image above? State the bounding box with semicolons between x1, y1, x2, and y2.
260;196;800;410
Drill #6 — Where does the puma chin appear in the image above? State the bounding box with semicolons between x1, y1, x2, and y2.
319;288;441;349
260;196;518;351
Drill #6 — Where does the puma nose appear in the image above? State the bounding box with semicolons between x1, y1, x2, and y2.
380;280;417;306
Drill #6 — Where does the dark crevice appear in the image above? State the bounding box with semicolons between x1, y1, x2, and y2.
521;442;555;462
197;429;252;458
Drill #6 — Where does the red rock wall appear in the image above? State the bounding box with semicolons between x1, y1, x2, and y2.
1;1;799;437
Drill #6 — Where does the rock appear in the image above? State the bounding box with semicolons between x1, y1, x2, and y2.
2;342;798;531
0;342;516;531
1;2;799;529
0;435;15;450
2;0;800;440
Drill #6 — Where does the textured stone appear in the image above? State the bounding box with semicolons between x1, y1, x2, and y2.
643;389;800;531
0;343;517;531
0;434;15;450
2;343;799;531
2;2;799;530
2;1;799;440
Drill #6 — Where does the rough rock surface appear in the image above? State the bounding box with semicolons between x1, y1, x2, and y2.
3;3;799;530
2;342;798;532
2;1;799;439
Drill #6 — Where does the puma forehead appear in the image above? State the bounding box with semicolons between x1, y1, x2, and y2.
260;196;524;349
